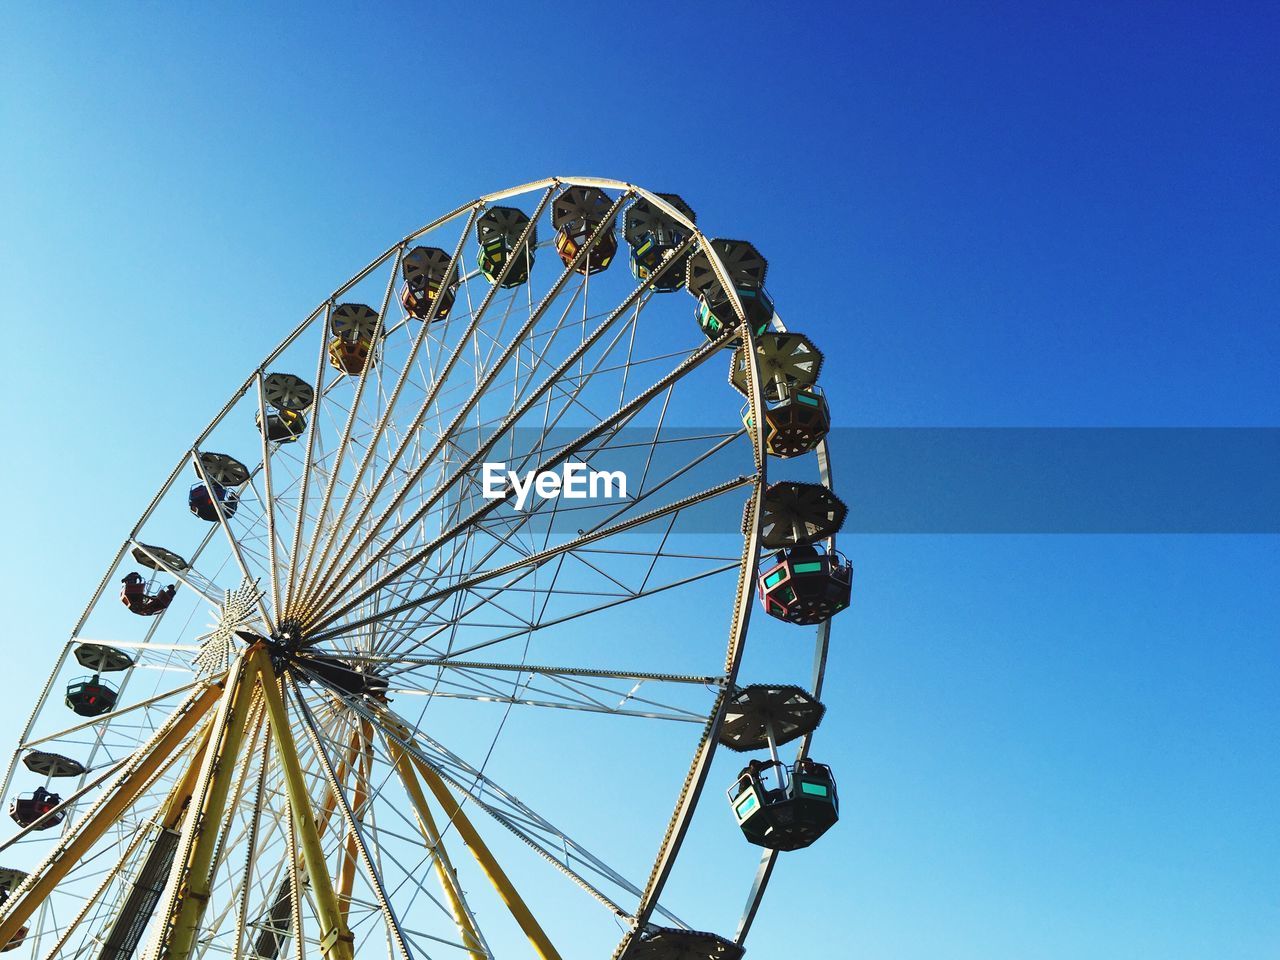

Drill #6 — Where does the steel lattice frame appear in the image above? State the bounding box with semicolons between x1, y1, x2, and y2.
0;177;839;960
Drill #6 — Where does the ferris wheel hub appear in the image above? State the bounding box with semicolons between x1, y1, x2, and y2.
272;618;305;651
236;626;389;700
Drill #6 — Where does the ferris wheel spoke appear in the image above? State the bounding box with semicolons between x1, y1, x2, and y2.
240;476;277;549
68;637;203;655
270;311;437;581
293;248;403;612
311;233;690;619
428;346;730;589
386;454;740;649
365;530;736;665
563;548;642;596
353;696;691;928
390;560;737;668
301;320;475;618
284;301;336;614
497;420;745;570
362;420;746;658
298;186;558;619
297;211;481;620
21;675;215;752
128;538;228;609
338;318;599;618
191;450;274;637
495;667;706;718
337;617;716;717
307;328;732;637
253;372;287;624
384;685;709;725
303;201;640;621
329;655;726;689
307;470;749;648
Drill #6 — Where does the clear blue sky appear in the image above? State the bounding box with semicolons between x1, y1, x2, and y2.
1;3;1277;958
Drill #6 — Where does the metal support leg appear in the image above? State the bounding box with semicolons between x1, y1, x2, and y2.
335;723;370;926
250;649;354;960
157;656;259;960
391;729;561;960
388;742;487;960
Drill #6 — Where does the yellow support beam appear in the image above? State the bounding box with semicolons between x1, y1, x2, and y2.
306;720;362;851
250;647;355;960
286;806;305;960
388;741;486;960
159;719;215;831
0;683;222;948
243;709;358;960
379;716;562;960
411;751;562;960
159;655;260;960
335;722;371;926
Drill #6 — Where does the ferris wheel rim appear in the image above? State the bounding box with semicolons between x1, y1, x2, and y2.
1;176;840;960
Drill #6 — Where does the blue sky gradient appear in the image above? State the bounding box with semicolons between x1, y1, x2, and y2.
1;3;1277;957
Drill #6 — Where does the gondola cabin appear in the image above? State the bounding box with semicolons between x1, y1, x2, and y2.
728;758;838;851
189;481;239;522
755;480;847;549
400;246;458;321
256;407;307;443
0;923;26;955
729;331;825;402
23;751;85;778
328;336;372;375
687;239;773;344
742;385;832;458
327;304;380;376
757;543;851;625
9;787;65;831
131;543;188;573
551;186;617;276
65;675;119;717
623;193;696;292
120;572;177;616
695;284;774;343
261;372;315;413
476;206;535;287
622;927;743;960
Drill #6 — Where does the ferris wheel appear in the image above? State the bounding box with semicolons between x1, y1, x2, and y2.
0;177;851;960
